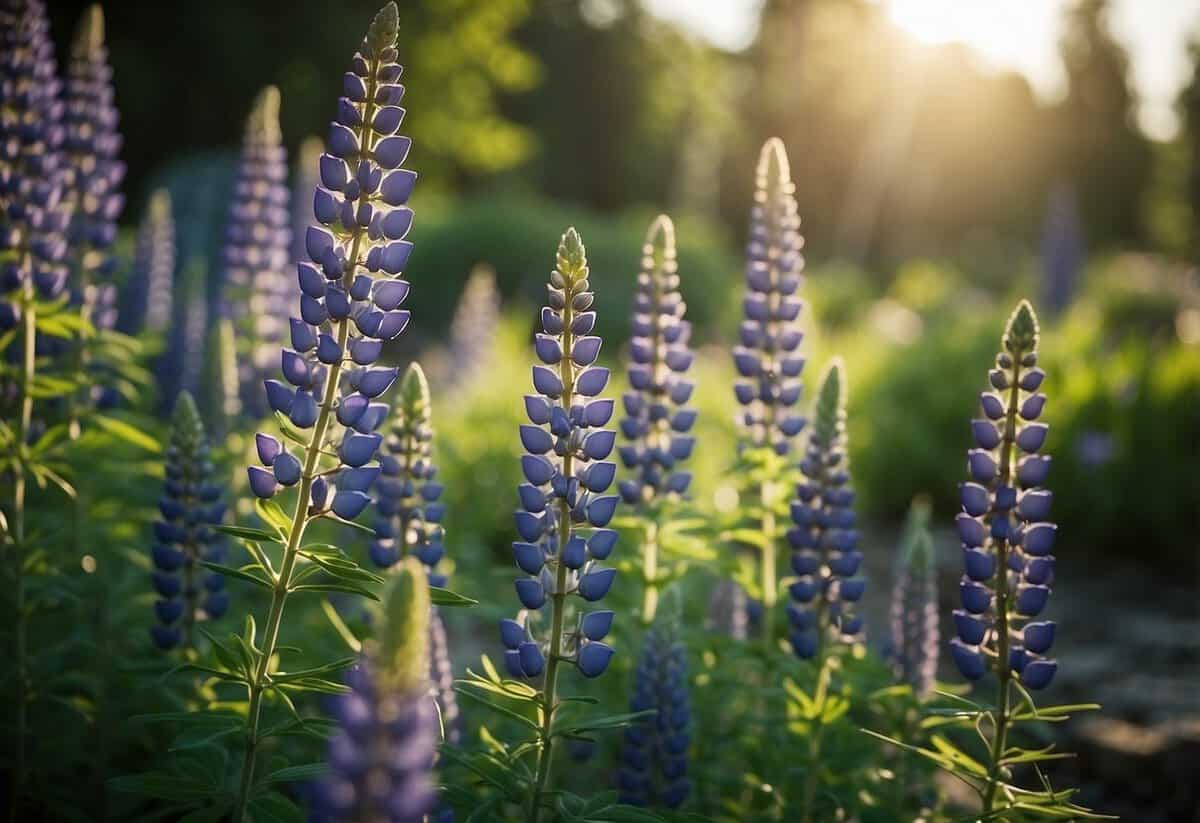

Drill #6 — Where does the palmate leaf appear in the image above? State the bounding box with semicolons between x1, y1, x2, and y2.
298;548;386;584
551;709;656;738
263;762;331;784
290;581;380;600
200;560;273;589
246;791;304;823
455;683;541;731
256;498;293;537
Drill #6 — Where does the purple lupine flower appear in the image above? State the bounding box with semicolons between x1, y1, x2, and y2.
220;86;291;416
369;362;445;583
618;214;696;507
176;258;209;397
499;227;619;680
951;300;1058;691
149;391;227;650
247;1;415;520
120;189;174;336
62;4;125;323
732;138;806;456
428;606;460;745
291;135;323;264
1040;182;1083;316
0;0;73;331
786;359;864;659
706;578;749;640
889;500;938;698
441;263;501;393
312;556;438;823
616;595;691;809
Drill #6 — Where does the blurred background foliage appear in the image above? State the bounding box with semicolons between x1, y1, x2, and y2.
42;0;1200;580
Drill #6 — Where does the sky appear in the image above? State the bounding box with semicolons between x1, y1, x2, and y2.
642;0;1200;141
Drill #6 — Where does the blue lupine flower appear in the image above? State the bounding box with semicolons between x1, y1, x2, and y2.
500;227;619;680
786;360;864;659
439;263;501;394
1040;183;1082;316
617;594;691;809
732;138;806;456
175;258;209;398
149;391;227;650
889;500;938;698
428;606;460;745
220;86;292;415
248;1;415;519
62;4;125;323
951;301;1058;691
119;189;174;336
312;555;438;823
0;0;74;331
618;214;696;507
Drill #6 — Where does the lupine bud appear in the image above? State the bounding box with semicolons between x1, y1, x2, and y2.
502;228;619;679
220;86;291;416
149;391;227;650
950;301;1058;690
63;5;125;326
786;359;864;658
889;500;938;698
313;554;438;823
0;0;74;329
618;215;696;507
617;593;691;809
732;138;806;455
248;1;416;522
120;189;175;336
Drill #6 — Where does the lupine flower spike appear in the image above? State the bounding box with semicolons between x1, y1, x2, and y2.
221;86;291;416
618;214;696;623
120;189;175;336
617;590;692;809
888;499;938;698
149;391;227;650
292;135;323;263
312;557;438;823
786;359;864;660
500;227;618;822
439;263;501;394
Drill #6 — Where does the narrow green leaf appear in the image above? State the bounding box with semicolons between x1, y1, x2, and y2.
430;586;478;607
92;414;163;453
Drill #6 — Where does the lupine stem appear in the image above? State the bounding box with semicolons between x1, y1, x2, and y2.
760;479;777;653
530;299;575;823
982;351;1024;814
641;519;659;624
800;637;832;823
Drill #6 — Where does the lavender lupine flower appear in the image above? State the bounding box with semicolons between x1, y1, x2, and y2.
441;263;500;393
292;135;323;264
150;391;227;650
119;189;174;336
247;2;416;520
950;301;1058;691
786;360;864;659
369;362;446;583
705;578;749;640
312;556;438;823
221;86;291;415
1040;183;1083;316
0;0;73;332
499;227;619;681
618;214;696;507
175;258;209;398
889;500;938;698
617;594;692;809
62;4;125;318
428;606;460;744
733;138;806;456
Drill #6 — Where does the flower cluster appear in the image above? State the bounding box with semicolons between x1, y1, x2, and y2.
312;556;438;823
369;362;446;585
617;597;692;809
247;1;417;520
428;607;460;744
0;0;73;331
950;301;1058;690
500;227;618;680
786;360;864;659
220;85;291;414
732;138;806;456
149;391;227;650
62;4;125;317
888;501;938;698
120;189;174;336
441;263;501;393
617;214;696;507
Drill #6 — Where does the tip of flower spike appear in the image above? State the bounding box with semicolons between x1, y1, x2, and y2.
1004;299;1040;353
813;357;845;443
757;137;792;189
645;213;676;252
366;1;401;57
377;556;431;692
171;390;202;430
248;85;282;141
299;135;324;165
149;188;173;221
399;361;431;413
72;4;105;60
906;526;935;575
557;226;588;278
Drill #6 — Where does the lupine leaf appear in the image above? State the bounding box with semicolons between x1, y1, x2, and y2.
255;499;292;537
290;582;380;600
107;772;219;801
430;586;478;607
199;560;273;589
91;414;163;452
263;763;331;784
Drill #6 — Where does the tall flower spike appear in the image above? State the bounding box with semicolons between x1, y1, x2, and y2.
221;86;291;416
618;214;696;507
616;591;692;809
120;189;175;336
786;359;864;659
442;263;501;393
732;138;806;456
889;499;938;698
705;578;749;640
428;607;460;744
292;135;323;264
149;391;228;651
313;556;438;823
0;0;73;330
63;4;125;324
173;258;209;399
370;362;446;583
951;300;1058;691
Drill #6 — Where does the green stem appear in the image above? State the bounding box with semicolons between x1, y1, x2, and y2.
760;479;777;654
982;355;1023;814
799;639;832;823
641;519;659;625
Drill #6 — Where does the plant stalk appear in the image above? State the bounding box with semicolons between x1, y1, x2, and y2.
799;635;832;823
641;519;659;624
760;479;777;654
